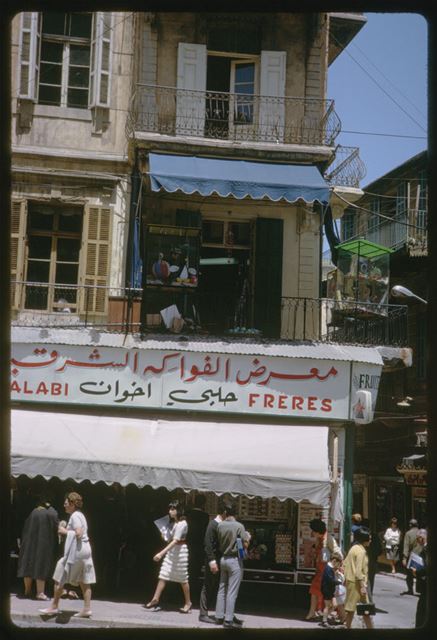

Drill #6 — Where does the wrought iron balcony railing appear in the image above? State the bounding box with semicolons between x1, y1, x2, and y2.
281;297;408;346
12;282;408;347
130;83;341;147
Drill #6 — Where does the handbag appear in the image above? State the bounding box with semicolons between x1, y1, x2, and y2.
356;586;376;616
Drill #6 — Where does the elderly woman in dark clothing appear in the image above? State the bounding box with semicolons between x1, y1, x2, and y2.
17;495;59;600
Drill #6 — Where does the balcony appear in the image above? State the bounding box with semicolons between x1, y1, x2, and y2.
12;282;408;347
348;209;427;255
130;84;341;147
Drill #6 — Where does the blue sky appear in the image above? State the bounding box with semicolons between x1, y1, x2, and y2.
328;12;428;187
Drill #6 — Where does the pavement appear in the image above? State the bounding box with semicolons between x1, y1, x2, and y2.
8;571;419;630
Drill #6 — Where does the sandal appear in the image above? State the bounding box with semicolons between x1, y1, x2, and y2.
179;603;192;614
73;610;92;618
36;594;49;601
145;599;160;609
68;591;79;600
39;608;59;615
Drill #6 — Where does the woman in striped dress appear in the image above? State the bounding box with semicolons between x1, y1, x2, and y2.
145;501;192;613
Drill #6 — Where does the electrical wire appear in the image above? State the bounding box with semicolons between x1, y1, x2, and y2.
332;190;427;231
330;32;427;134
349;40;427;122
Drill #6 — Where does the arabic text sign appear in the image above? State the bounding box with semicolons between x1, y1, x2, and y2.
11;343;380;419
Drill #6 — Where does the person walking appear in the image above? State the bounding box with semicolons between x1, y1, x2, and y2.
350;513;362;543
319;552;345;627
39;492;96;618
383;517;402;574
186;494;209;607
17;494;59;601
401;518;421;595
214;501;250;629
343;527;373;629
305;518;342;621
412;529;428;628
198;501;225;623
145;501;192;613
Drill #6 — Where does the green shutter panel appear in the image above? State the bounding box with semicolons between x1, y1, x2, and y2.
253;218;283;338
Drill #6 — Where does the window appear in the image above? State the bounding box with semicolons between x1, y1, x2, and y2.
38;13;92;108
396;181;407;217
417;169;427;231
367;199;380;233
24;203;83;311
17;12;113;110
206;54;258;136
342;210;355;241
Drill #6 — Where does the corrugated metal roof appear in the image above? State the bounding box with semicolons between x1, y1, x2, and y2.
11;327;383;365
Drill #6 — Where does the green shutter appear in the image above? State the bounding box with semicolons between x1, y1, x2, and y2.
254;218;283;337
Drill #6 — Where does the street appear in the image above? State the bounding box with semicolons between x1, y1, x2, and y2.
10;571;419;630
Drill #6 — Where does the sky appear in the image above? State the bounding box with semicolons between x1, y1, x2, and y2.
328;12;428;187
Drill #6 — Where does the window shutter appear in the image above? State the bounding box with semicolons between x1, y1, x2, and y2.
253;218;283;338
79;206;112;315
176;43;207;136
17;12;41;101
89;12;113;108
11;199;28;310
259;51;286;142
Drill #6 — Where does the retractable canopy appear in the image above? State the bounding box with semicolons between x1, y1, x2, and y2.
148;153;330;204
11;410;331;505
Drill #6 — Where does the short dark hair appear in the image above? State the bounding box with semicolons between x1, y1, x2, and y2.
169;500;185;519
309;518;326;534
222;501;237;517
194;494;206;509
409;519;418;527
355;526;371;543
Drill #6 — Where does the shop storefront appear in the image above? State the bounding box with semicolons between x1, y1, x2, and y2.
10;328;383;593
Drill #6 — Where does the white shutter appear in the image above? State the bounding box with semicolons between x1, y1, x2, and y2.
176;43;207;137
17;12;41;101
259;51;286;142
89;12;113;108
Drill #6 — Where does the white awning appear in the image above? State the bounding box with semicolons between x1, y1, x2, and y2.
11;409;332;506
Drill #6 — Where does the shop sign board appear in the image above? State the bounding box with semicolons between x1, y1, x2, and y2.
11;343;381;420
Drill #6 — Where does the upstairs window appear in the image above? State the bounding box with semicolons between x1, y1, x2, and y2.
396;181;407;217
17;12;113;111
39;13;92;108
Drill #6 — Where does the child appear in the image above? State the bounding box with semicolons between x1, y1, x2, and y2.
332;558;346;625
319;552;344;627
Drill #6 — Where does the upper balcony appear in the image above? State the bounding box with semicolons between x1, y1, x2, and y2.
11;281;408;348
130;83;341;148
348;209;428;256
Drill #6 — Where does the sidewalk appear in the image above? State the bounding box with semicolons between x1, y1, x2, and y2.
9;571;418;630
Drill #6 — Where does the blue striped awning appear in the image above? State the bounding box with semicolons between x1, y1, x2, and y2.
148;153;330;204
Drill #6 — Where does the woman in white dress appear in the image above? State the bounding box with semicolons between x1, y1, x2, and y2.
39;492;96;618
145;501;192;613
383;516;402;574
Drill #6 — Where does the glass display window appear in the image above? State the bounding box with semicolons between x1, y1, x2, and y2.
146;224;200;288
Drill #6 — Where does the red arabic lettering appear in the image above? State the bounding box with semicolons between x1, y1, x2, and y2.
11;349;59;369
184;356;221;382
55;351;129;372
142;352;180;376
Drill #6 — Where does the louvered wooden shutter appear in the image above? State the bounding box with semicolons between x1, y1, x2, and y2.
11;199;28;309
79;206;112;315
89;12;113;108
17;12;41;101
